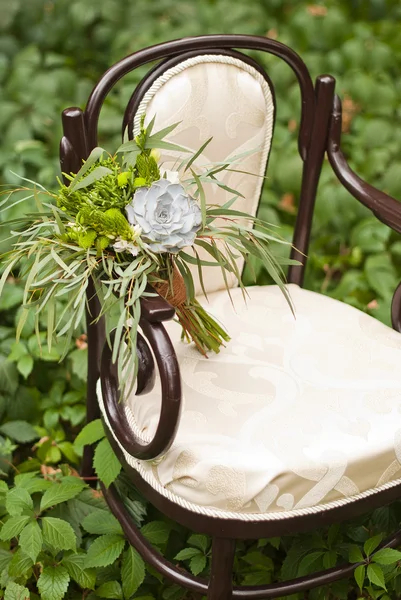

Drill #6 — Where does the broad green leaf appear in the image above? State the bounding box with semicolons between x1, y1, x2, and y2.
93;438;122;488
367;563;386;590
95;580;123;599
73;419;105;450
242;551;274;570
190;553;207;576
0;515;31;540
6;487;33;516
354;564;366;591
121;546;146;598
67;488;108;524
85;534;125;569
19;520;42;563
141;521;171;546
0;548;12;573
373;548;401;565
8;549;33;578
37;565;70;600
82;509;123;535
0;421;38;443
364;534;383;557
42;517;76;552
62;553;96;590
17;355;34;379
175;547;202;561
4;582;30;600
40;478;86;511
351;218;390;253
365;254;397;299
349;545;364;563
187;534;209;553
0;355;19;395
297;551;323;576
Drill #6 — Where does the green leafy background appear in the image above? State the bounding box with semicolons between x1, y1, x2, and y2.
0;0;401;598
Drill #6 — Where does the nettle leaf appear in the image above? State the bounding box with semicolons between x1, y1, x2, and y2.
82;509;123;536
373;548;401;565
6;487;33;516
67;488;108;524
0;420;38;443
0;547;12;573
40;477;86;511
8;549;33;578
37;565;70;600
190;553;207;576
14;473;51;495
42;517;76;552
95;580;123;599
121;546;145;598
85;534;125;569
0;355;18;395
141;521;171;546
19;520;42;563
0;515;31;541
93;438;122;488
367;563;386;590
4;582;30;600
73;419;105;451
62;552;96;590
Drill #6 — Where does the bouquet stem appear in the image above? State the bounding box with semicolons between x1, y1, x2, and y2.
153;264;230;356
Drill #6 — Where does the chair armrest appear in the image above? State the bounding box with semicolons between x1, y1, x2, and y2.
100;308;182;461
140;286;176;322
327;95;401;234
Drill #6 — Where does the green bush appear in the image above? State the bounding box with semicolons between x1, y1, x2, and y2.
0;0;401;598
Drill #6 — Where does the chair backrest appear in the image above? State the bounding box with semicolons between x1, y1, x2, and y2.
127;51;275;293
60;35;335;293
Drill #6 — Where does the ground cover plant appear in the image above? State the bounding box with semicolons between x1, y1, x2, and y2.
0;0;401;597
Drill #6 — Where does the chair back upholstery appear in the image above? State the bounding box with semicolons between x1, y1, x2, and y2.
127;51;275;293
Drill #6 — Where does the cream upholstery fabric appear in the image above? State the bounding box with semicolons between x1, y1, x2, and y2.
98;284;401;519
133;55;274;294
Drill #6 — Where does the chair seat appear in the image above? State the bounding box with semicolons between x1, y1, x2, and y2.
98;284;401;520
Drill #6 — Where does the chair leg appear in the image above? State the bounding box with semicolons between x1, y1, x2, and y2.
81;279;104;481
207;537;236;600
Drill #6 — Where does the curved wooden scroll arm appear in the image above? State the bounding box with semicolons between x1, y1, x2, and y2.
327;95;401;234
100;291;182;461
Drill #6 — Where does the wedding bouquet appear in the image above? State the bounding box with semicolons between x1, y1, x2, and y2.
0;116;292;393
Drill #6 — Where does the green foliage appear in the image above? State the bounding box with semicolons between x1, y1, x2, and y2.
0;0;401;598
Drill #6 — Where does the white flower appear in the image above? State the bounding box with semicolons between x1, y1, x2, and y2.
161;169;181;184
113;238;139;256
126;178;202;253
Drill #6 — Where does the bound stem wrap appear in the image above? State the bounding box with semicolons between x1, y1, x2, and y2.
154;264;187;307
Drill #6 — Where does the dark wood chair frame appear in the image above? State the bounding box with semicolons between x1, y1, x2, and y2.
59;34;401;600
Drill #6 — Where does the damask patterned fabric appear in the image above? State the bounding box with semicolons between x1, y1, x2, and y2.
133;55;275;295
98;284;401;517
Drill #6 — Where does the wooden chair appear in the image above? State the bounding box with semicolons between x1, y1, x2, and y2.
59;35;401;599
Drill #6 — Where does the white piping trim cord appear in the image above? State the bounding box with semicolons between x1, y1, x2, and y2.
132;53;275;221
97;381;401;522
